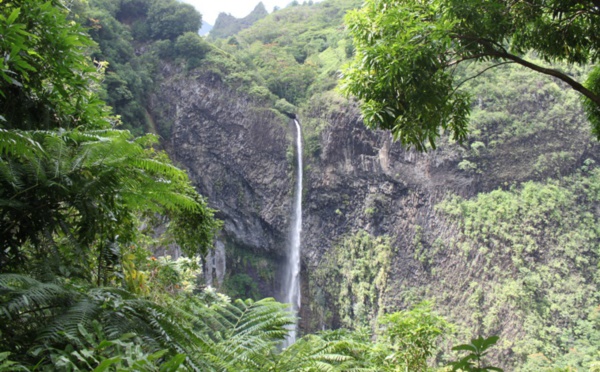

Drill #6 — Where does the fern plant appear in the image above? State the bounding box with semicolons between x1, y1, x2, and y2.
270;329;371;372
0;352;28;371
46;321;186;372
0;0;220;275
0;128;220;278
0;274;191;368
168;292;294;371
0;274;297;371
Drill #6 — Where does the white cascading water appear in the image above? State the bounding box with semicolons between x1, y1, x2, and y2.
282;119;303;348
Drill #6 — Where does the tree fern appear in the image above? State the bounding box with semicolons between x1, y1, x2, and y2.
1;273;419;371
208;298;292;370
1;0;220;273
0;129;43;160
0;127;220;273
0;275;203;369
270;330;373;372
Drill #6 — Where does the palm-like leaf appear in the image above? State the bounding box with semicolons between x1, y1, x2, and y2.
0;275;298;371
0;128;220;273
270;329;373;372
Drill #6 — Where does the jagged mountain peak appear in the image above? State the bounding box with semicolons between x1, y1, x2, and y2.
209;2;269;39
253;2;268;14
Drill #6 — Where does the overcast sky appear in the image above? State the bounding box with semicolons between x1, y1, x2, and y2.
181;0;323;25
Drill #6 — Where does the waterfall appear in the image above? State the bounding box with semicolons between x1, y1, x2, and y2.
282;119;303;348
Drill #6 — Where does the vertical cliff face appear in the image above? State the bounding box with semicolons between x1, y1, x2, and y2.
302;102;473;257
149;66;295;295
298;97;478;331
151;65;479;322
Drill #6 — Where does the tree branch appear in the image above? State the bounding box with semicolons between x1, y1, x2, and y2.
490;51;600;106
447;53;496;66
452;61;516;95
450;32;600;106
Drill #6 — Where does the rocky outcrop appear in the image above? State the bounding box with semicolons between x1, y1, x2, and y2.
150;68;293;262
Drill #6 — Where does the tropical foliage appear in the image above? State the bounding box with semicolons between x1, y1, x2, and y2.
0;273;295;370
436;169;600;370
310;230;392;329
449;336;503;372
341;0;600;150
0;0;219;368
211;0;361;108
3;0;595;370
1;269;479;371
84;0;207;136
0;0;219;275
1;0;485;370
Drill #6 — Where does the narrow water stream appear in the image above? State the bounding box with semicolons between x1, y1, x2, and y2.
282;119;302;348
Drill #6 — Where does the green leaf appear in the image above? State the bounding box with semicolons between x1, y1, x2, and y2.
159;354;186;372
452;343;477;352
480;335;499;350
6;8;20;25
92;357;122;372
147;349;168;361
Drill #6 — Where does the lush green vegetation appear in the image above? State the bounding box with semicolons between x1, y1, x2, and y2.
211;0;361;109
436;169;600;370
376;57;600;370
82;0;210;137
341;0;600;150
0;0;219;273
0;0;507;370
431;57;592;191
4;0;599;370
310;231;392;330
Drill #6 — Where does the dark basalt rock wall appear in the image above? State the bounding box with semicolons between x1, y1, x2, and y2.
151;68;293;261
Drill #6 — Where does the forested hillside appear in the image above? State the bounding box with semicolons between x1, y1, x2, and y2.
1;0;599;370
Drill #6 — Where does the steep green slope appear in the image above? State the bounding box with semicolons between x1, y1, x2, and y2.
82;0;210;137
212;0;361;107
437;170;600;370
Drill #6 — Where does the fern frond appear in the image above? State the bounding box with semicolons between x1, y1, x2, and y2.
0;276;73;319
132;158;187;181
272;330;375;372
38;295;101;343
0;129;44;159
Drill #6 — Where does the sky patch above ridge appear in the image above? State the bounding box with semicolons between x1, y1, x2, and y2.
181;0;323;25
